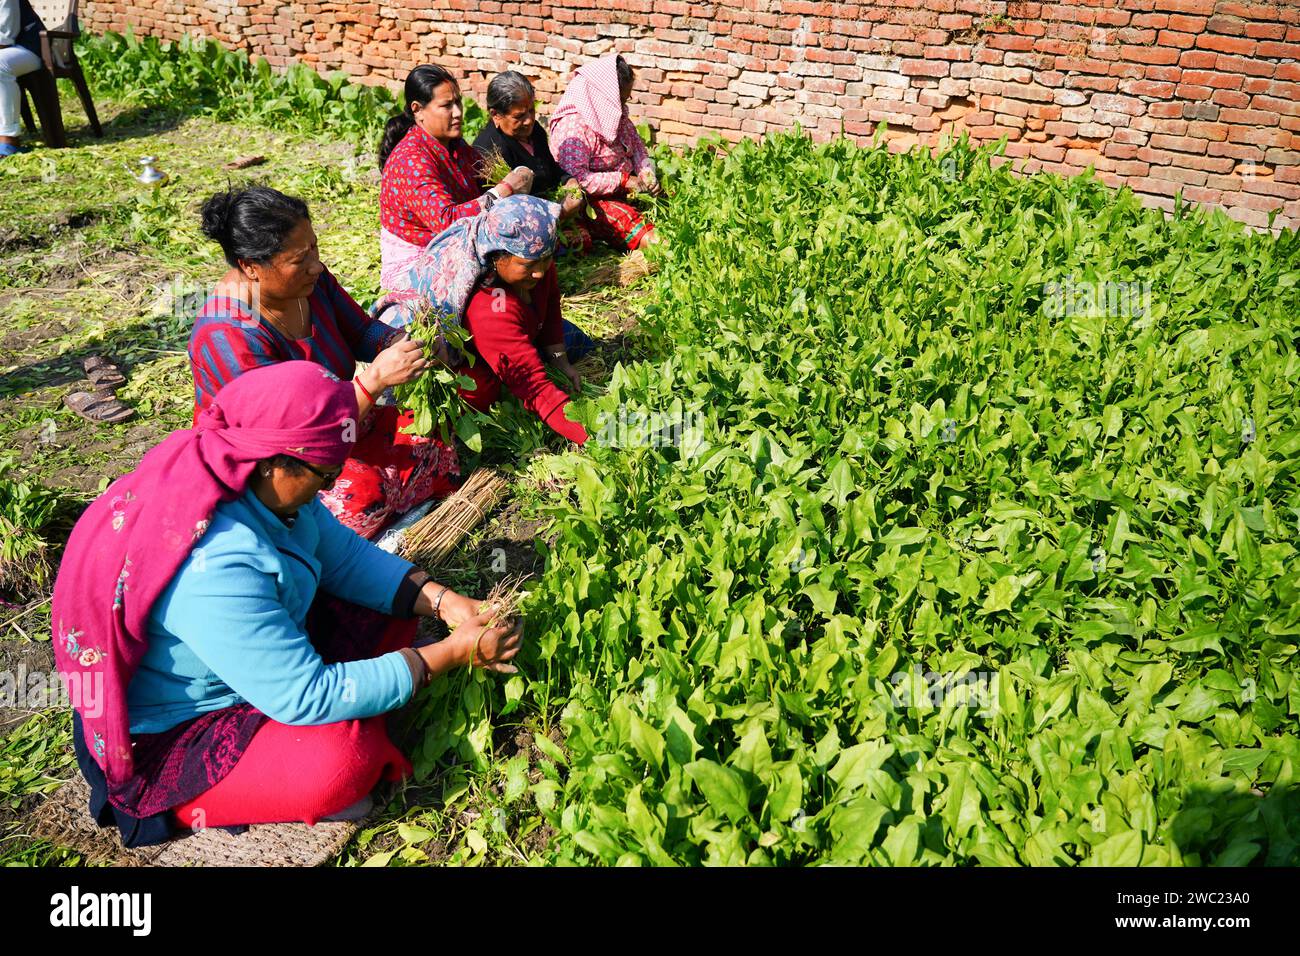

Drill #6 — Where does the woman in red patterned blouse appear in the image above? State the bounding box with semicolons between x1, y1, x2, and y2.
377;65;534;295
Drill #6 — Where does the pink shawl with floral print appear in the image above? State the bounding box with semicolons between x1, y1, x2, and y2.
50;361;359;798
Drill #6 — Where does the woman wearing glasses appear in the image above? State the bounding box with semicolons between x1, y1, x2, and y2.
51;362;522;846
190;185;460;539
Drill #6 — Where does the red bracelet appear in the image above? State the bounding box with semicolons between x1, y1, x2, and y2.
354;376;377;403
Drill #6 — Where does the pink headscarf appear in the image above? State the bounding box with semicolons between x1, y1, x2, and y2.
550;53;627;145
50;361;359;797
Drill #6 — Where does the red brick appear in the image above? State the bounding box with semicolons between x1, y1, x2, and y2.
1178;50;1219;69
1244;22;1287;40
988;35;1036;52
1175;153;1239;172
901;59;949;77
1243;179;1300;200
1164;166;1210;186
1167;14;1208;32
1208;141;1266;160
1122;44;1182;65
1221;107;1282;125
1105;141;1143;159
1116;28;1160;46
924;46;972;62
1252;95;1300;117
1122;79;1175;98
1114;128;1152;145
1134;13;1172;29
1216;55;1278;78
1178;71;1235;92
1044;121;1080;137
967;124;1024;140
1187;122;1230;141
1151;133;1209;153
1151;0;1215;14
1129;176;1183;197
1206;15;1249;35
1182;185;1224;204
1175;84;1214;99
1114;160;1152;176
1212;90;1252;107
1230;191;1287;212
1258;41;1300;58
1227;125;1291;147
1145;65;1183;82
1138;146;1177;165
1073;75;1121;92
1196;34;1259;55
1158;30;1197;49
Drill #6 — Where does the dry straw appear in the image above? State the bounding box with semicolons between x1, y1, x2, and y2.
400;468;510;567
582;248;656;289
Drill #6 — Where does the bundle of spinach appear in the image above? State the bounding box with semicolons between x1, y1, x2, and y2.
392;298;485;452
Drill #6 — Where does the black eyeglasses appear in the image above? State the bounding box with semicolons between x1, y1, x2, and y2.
295;459;343;486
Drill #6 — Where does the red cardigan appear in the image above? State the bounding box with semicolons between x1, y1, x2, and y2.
462;265;587;444
380;124;485;247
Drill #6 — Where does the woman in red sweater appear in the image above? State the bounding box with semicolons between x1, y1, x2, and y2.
398;194;594;444
378;65;534;293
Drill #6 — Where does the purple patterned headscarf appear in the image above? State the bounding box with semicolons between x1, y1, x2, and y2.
381;194;560;330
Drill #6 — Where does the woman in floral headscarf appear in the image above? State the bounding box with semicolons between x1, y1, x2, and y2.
550;53;662;251
381;194;594;444
50;362;521;847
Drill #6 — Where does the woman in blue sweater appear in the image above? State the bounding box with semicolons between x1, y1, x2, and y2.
51;361;521;845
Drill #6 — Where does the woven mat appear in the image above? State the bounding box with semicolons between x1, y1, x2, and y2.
31;775;363;867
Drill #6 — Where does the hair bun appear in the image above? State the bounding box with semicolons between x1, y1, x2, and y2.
200;190;234;243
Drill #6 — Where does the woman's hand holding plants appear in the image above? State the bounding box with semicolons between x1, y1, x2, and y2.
453;610;523;673
371;335;429;388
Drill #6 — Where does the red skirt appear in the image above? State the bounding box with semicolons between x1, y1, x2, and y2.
169;601;417;829
563;194;654;252
317;404;461;540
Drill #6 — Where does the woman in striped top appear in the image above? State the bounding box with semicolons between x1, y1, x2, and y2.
190;185;461;540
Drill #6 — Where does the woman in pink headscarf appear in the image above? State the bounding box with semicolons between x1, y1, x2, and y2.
550;53;663;251
50;361;522;847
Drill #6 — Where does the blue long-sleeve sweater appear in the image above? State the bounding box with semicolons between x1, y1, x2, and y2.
126;489;418;734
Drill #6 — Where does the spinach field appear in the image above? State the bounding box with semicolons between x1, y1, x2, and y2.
491;134;1300;865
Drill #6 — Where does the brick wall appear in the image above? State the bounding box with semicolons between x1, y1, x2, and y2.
82;0;1300;231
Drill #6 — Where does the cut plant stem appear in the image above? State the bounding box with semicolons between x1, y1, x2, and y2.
478;572;532;628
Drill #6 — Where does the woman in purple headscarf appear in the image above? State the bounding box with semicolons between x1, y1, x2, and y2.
50;361;522;846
